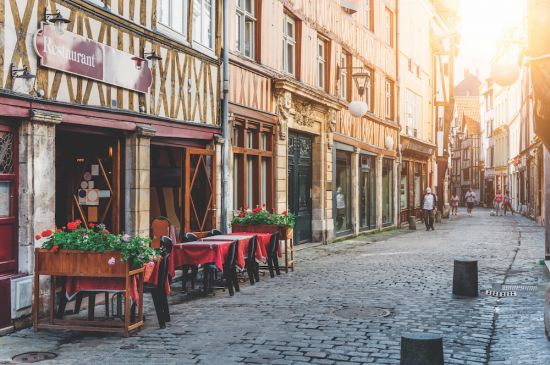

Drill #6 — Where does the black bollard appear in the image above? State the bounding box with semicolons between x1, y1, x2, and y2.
400;332;444;365
408;216;416;230
453;259;478;298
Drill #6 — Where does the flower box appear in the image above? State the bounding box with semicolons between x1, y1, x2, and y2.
35;249;129;277
232;224;293;240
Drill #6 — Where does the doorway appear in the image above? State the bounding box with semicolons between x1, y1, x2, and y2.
0;123;17;275
55;131;122;233
288;132;312;243
360;155;376;230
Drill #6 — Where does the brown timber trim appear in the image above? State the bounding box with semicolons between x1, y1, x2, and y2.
229;103;277;124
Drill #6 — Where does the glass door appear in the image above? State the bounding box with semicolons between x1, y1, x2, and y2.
288;132;312;243
185;148;216;232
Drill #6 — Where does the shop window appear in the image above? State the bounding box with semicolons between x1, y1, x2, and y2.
232;120;274;210
335;150;352;234
236;0;257;59
414;163;421;207
158;0;188;39
193;0;216;49
360;155;376;230
382;158;394;225
400;162;408;209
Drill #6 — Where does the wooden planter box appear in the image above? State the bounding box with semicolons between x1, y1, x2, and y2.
33;249;144;336
231;224;295;272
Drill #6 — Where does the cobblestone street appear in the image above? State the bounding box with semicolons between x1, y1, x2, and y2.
2;208;550;364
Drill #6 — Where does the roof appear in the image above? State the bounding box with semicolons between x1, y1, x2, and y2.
454;96;481;134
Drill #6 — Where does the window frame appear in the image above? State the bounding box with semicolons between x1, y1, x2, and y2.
316;36;330;91
385;79;394;120
232;119;275;211
365;66;374;113
157;0;189;42
283;13;297;77
385;8;394;47
365;0;374;32
340;51;352;101
236;0;257;60
192;0;216;51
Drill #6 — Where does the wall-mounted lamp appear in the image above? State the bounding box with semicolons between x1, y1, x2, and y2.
142;49;162;68
337;65;371;118
10;64;36;91
385;135;394;151
44;9;71;34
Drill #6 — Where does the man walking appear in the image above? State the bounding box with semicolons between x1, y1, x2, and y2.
464;188;476;215
422;187;437;231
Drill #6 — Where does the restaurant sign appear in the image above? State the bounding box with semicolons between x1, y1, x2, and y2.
34;24;152;93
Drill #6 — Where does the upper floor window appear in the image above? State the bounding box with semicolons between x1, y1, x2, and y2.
236;0;256;58
193;0;215;49
283;14;297;76
316;37;327;89
365;0;374;31
365;67;373;112
158;0;187;36
385;8;394;47
385;79;394;119
340;51;351;101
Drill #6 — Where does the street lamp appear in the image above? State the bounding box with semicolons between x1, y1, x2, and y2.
142;49;162;69
10;63;36;91
43;9;71;34
337;66;371;118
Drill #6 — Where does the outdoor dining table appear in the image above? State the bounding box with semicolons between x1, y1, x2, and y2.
171;240;235;271
199;235;253;269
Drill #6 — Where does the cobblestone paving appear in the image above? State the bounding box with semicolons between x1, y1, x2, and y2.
1;208;550;364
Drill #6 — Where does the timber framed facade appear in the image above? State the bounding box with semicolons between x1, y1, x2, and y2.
0;0;222;329
226;0;400;243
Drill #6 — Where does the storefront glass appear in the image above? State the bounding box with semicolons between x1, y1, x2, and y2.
414;163;421;208
360;155;376;230
400;161;408;210
335;150;352;234
382;158;394;226
55;131;121;233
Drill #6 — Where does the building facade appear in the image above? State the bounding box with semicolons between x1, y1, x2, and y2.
0;0;222;330
226;0;400;243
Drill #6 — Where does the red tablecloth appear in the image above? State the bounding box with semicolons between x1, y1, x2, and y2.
172;240;234;271
200;236;251;269
226;232;279;261
65;276;140;305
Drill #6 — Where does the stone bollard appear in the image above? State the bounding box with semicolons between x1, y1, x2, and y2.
435;211;442;223
453;259;478;298
408;216;416;230
400;332;444;365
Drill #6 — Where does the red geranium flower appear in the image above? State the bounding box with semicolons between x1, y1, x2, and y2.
42;229;53;238
67;222;78;231
89;223;95;228
262;203;266;207
55;228;62;233
35;234;42;240
102;229;109;234
282;211;288;215
51;245;60;253
75;219;82;224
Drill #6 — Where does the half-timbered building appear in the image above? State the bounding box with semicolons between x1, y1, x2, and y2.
226;0;399;243
0;0;221;329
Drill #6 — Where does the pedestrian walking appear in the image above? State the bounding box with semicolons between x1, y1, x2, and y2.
503;190;514;216
422;187;437;231
464;188;476;215
494;190;504;216
451;193;460;216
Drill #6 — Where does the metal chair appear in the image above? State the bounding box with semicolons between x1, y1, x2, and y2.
206;229;223;237
267;232;281;277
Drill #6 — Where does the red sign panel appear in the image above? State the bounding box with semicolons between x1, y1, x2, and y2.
34;24;152;93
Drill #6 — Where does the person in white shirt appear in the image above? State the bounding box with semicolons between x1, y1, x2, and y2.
422;187;437;231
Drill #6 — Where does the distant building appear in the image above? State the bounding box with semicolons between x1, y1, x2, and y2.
455;69;482;97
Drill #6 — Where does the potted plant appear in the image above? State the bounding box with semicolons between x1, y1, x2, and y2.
231;206;295;239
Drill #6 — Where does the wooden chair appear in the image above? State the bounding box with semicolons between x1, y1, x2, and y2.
180;232;199;291
150;216;171;249
131;236;172;328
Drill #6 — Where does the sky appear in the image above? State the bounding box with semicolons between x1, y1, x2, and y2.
455;0;526;84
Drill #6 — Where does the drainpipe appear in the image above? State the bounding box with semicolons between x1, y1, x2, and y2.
220;0;230;233
395;0;402;225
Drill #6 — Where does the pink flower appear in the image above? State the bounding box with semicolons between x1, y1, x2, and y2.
107;257;116;266
123;234;131;242
147;261;155;268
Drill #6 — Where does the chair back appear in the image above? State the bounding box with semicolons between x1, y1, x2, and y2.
247;236;257;260
206;229;223;237
157;236;173;290
268;232;280;256
183;232;199;242
225;240;238;266
151;217;171;249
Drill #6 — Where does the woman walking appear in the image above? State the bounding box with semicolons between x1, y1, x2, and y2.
451;193;460;216
494;190;504;216
464;188;476;215
503;190;514;216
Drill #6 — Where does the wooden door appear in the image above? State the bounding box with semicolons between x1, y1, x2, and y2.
288;133;312;243
0;124;17;274
185;148;216;232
